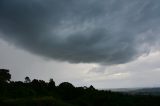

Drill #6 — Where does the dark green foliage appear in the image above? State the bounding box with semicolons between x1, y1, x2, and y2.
58;82;75;89
48;78;55;89
1;97;75;106
1;69;160;106
0;69;11;82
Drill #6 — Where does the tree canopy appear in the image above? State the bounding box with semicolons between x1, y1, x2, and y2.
1;69;160;106
0;69;11;82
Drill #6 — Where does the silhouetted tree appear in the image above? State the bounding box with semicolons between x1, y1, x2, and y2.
58;82;75;89
89;85;95;90
58;82;76;100
0;69;11;83
25;76;31;83
31;79;47;88
48;78;56;89
39;80;47;88
1;69;160;106
31;79;40;88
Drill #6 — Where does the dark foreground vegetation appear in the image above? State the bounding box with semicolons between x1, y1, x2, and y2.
1;69;160;106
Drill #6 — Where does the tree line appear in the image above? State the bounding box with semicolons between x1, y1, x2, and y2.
1;69;160;106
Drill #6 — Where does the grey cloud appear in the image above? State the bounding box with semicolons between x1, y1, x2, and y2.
0;0;160;64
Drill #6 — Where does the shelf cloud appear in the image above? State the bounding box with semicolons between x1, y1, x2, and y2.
0;0;160;64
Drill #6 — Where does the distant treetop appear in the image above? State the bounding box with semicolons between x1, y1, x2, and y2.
0;69;11;83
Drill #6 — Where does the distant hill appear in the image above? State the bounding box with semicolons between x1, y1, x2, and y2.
110;87;160;96
128;87;160;96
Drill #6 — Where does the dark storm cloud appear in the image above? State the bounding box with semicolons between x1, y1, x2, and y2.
0;0;160;64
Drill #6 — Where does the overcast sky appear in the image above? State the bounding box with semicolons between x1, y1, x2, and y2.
0;0;160;88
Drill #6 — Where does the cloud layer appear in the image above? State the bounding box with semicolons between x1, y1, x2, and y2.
0;0;160;64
